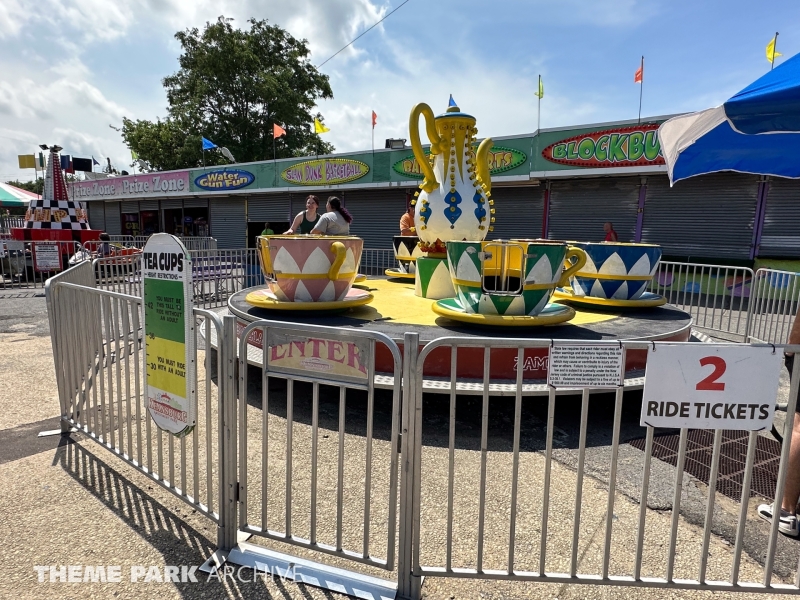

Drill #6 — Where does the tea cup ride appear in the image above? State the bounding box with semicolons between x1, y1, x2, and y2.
432;239;587;326
385;235;423;280
552;241;666;309
245;235;373;311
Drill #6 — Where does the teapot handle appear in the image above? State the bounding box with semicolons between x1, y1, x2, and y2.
409;103;441;193
475;137;494;195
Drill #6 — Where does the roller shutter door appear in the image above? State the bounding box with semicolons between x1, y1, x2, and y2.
345;189;408;249
121;200;139;213
642;173;758;259
183;197;208;208
139;199;158;211
88;202;105;231
160;198;182;209
487;186;544;241
248;193;291;222
104;202;121;235
548;177;640;243
759;179;800;257
210;198;246;248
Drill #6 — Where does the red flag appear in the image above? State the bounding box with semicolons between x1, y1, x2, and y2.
634;62;643;84
273;123;286;138
371;110;377;128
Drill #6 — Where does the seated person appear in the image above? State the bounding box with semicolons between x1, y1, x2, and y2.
285;195;321;234
311;196;352;236
400;206;416;236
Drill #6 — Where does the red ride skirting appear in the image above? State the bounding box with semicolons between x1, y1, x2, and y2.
373;329;690;380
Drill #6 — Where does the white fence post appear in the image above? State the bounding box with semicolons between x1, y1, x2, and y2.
397;331;422;600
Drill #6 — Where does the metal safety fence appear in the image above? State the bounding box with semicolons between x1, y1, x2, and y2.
404;335;800;595
108;235;217;251
361;248;396;276
648;261;754;342
45;272;229;541
748;269;800;345
44;262;800;598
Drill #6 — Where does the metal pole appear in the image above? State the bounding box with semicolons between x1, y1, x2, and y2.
637;56;644;124
771;32;779;71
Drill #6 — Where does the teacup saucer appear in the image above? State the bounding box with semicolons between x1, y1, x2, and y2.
385;268;415;280
244;287;373;311
432;297;575;327
354;273;367;283
553;288;667;309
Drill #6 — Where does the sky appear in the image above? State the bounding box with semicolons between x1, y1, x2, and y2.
1;0;799;183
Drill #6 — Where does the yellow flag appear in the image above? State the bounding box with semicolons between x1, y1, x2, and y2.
17;154;36;169
314;118;330;134
535;76;544;99
767;36;782;64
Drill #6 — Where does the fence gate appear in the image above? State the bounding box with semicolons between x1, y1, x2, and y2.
224;319;404;599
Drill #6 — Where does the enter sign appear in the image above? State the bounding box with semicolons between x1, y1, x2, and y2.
640;344;782;430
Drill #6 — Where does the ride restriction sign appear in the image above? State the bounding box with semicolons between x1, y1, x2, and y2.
641;343;782;430
142;234;196;437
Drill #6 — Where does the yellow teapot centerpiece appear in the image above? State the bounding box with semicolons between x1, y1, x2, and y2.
410;97;495;255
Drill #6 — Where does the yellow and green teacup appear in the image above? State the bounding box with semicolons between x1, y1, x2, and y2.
445;239;586;316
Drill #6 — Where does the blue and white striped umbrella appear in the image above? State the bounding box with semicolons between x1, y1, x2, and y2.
659;52;800;185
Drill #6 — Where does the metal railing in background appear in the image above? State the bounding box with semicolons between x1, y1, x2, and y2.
108;235;217;252
648;261;754;342
361;248;395;276
0;216;25;233
403;335;800;596
46;279;227;534
748;269;800;344
0;239;86;291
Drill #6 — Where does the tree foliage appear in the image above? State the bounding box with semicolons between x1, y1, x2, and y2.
122;17;334;171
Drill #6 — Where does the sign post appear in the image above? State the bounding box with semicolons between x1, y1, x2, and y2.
142;234;196;437
641;344;782;430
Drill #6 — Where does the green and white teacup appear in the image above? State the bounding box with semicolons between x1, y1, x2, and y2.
446;239;587;316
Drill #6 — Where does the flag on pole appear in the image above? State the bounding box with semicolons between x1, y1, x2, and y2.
314;118;330;134
201;137;217;150
17;154;35;169
92;156;100;166
634;61;643;83
36;153;45;169
767;35;782;64
534;76;544;99
273;123;286;138
131;149;139;160
372;111;378;128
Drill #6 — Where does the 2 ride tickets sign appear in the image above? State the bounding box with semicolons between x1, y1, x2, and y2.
641;344;781;430
142;234;196;437
542;123;665;168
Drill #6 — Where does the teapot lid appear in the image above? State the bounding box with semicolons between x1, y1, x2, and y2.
436;95;475;120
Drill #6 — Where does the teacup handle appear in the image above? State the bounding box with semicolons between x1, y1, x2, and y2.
328;242;347;280
558;246;587;288
257;236;275;278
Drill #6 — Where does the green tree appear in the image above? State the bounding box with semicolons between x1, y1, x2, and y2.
5;178;43;195
122;17;334;171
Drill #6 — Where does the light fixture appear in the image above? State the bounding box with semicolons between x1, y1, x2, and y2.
385;138;407;149
39;144;48;150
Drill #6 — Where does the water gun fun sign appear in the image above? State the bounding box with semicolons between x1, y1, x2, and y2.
142;234;196;437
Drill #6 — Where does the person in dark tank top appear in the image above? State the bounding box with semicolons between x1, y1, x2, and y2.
285;195;321;234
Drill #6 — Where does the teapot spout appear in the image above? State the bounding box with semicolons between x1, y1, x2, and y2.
476;137;494;195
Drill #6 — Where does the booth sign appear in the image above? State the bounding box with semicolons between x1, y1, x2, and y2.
281;158;369;186
542;123;664;168
194;169;255;191
393;145;527;179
